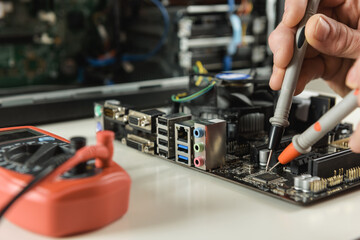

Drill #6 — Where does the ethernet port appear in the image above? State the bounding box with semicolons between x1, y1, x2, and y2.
177;126;188;143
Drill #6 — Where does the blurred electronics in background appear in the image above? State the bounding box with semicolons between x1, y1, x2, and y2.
121;0;280;80
0;0;284;126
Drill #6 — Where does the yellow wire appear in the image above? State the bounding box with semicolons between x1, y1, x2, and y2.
175;92;188;100
195;61;208;86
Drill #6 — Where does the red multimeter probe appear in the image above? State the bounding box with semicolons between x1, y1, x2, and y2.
0;126;131;237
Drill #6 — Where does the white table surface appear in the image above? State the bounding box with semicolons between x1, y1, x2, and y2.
0;117;359;240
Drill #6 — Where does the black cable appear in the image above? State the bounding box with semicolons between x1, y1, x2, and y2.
0;153;72;220
0;164;55;220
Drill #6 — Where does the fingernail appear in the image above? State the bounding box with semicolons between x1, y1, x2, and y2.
314;17;330;42
346;68;358;89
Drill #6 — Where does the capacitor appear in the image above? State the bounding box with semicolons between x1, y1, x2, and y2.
302;176;320;192
259;149;270;168
294;174;312;191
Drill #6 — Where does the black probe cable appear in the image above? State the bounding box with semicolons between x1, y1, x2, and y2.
0;153;72;220
0;164;55;219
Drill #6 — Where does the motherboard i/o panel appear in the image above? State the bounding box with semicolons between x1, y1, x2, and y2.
95;99;360;206
157;113;192;159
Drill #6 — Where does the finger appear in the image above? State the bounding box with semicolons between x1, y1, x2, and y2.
282;0;344;27
305;45;319;59
349;123;360;153
318;6;333;17
346;58;360;89
319;0;345;8
324;58;353;97
282;0;307;27
305;14;360;59
294;56;325;95
268;23;296;68
269;66;285;91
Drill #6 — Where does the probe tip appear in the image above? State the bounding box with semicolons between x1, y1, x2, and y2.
269;162;280;172
278;143;301;165
265;150;273;172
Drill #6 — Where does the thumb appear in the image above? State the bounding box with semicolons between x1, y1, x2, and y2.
349;123;360;153
305;14;360;59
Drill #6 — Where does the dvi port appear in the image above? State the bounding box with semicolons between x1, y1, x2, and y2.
126;134;154;155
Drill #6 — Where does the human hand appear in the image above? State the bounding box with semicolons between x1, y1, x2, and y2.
268;0;360;97
269;0;360;152
345;58;360;152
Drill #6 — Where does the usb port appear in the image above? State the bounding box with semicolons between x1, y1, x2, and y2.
159;149;168;158
177;144;189;153
157;117;167;126
177;155;189;164
158;138;168;147
158;128;168;136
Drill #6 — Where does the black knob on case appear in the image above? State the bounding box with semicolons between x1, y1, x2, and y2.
70;137;87;174
70;137;86;152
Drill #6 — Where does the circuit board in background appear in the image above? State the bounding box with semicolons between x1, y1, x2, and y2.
0;0;109;88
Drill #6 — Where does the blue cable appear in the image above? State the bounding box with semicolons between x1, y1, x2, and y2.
87;0;170;66
227;14;242;56
224;0;242;71
228;0;236;12
122;0;170;61
87;57;116;68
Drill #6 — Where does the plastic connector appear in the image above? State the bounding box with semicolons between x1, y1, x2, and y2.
193;128;205;138
194;143;204;152
194;157;204;167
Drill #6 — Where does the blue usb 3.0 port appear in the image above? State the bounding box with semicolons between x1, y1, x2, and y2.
177;155;189;164
177;144;189;153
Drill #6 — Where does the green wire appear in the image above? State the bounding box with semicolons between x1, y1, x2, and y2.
171;81;216;103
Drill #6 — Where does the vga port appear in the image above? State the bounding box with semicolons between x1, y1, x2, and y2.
128;109;164;133
129;115;140;126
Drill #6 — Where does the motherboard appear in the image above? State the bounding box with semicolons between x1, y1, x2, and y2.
94;74;360;206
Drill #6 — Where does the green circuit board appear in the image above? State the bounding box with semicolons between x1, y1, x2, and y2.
0;0;109;88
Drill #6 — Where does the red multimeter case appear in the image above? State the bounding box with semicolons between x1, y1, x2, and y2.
0;126;131;237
